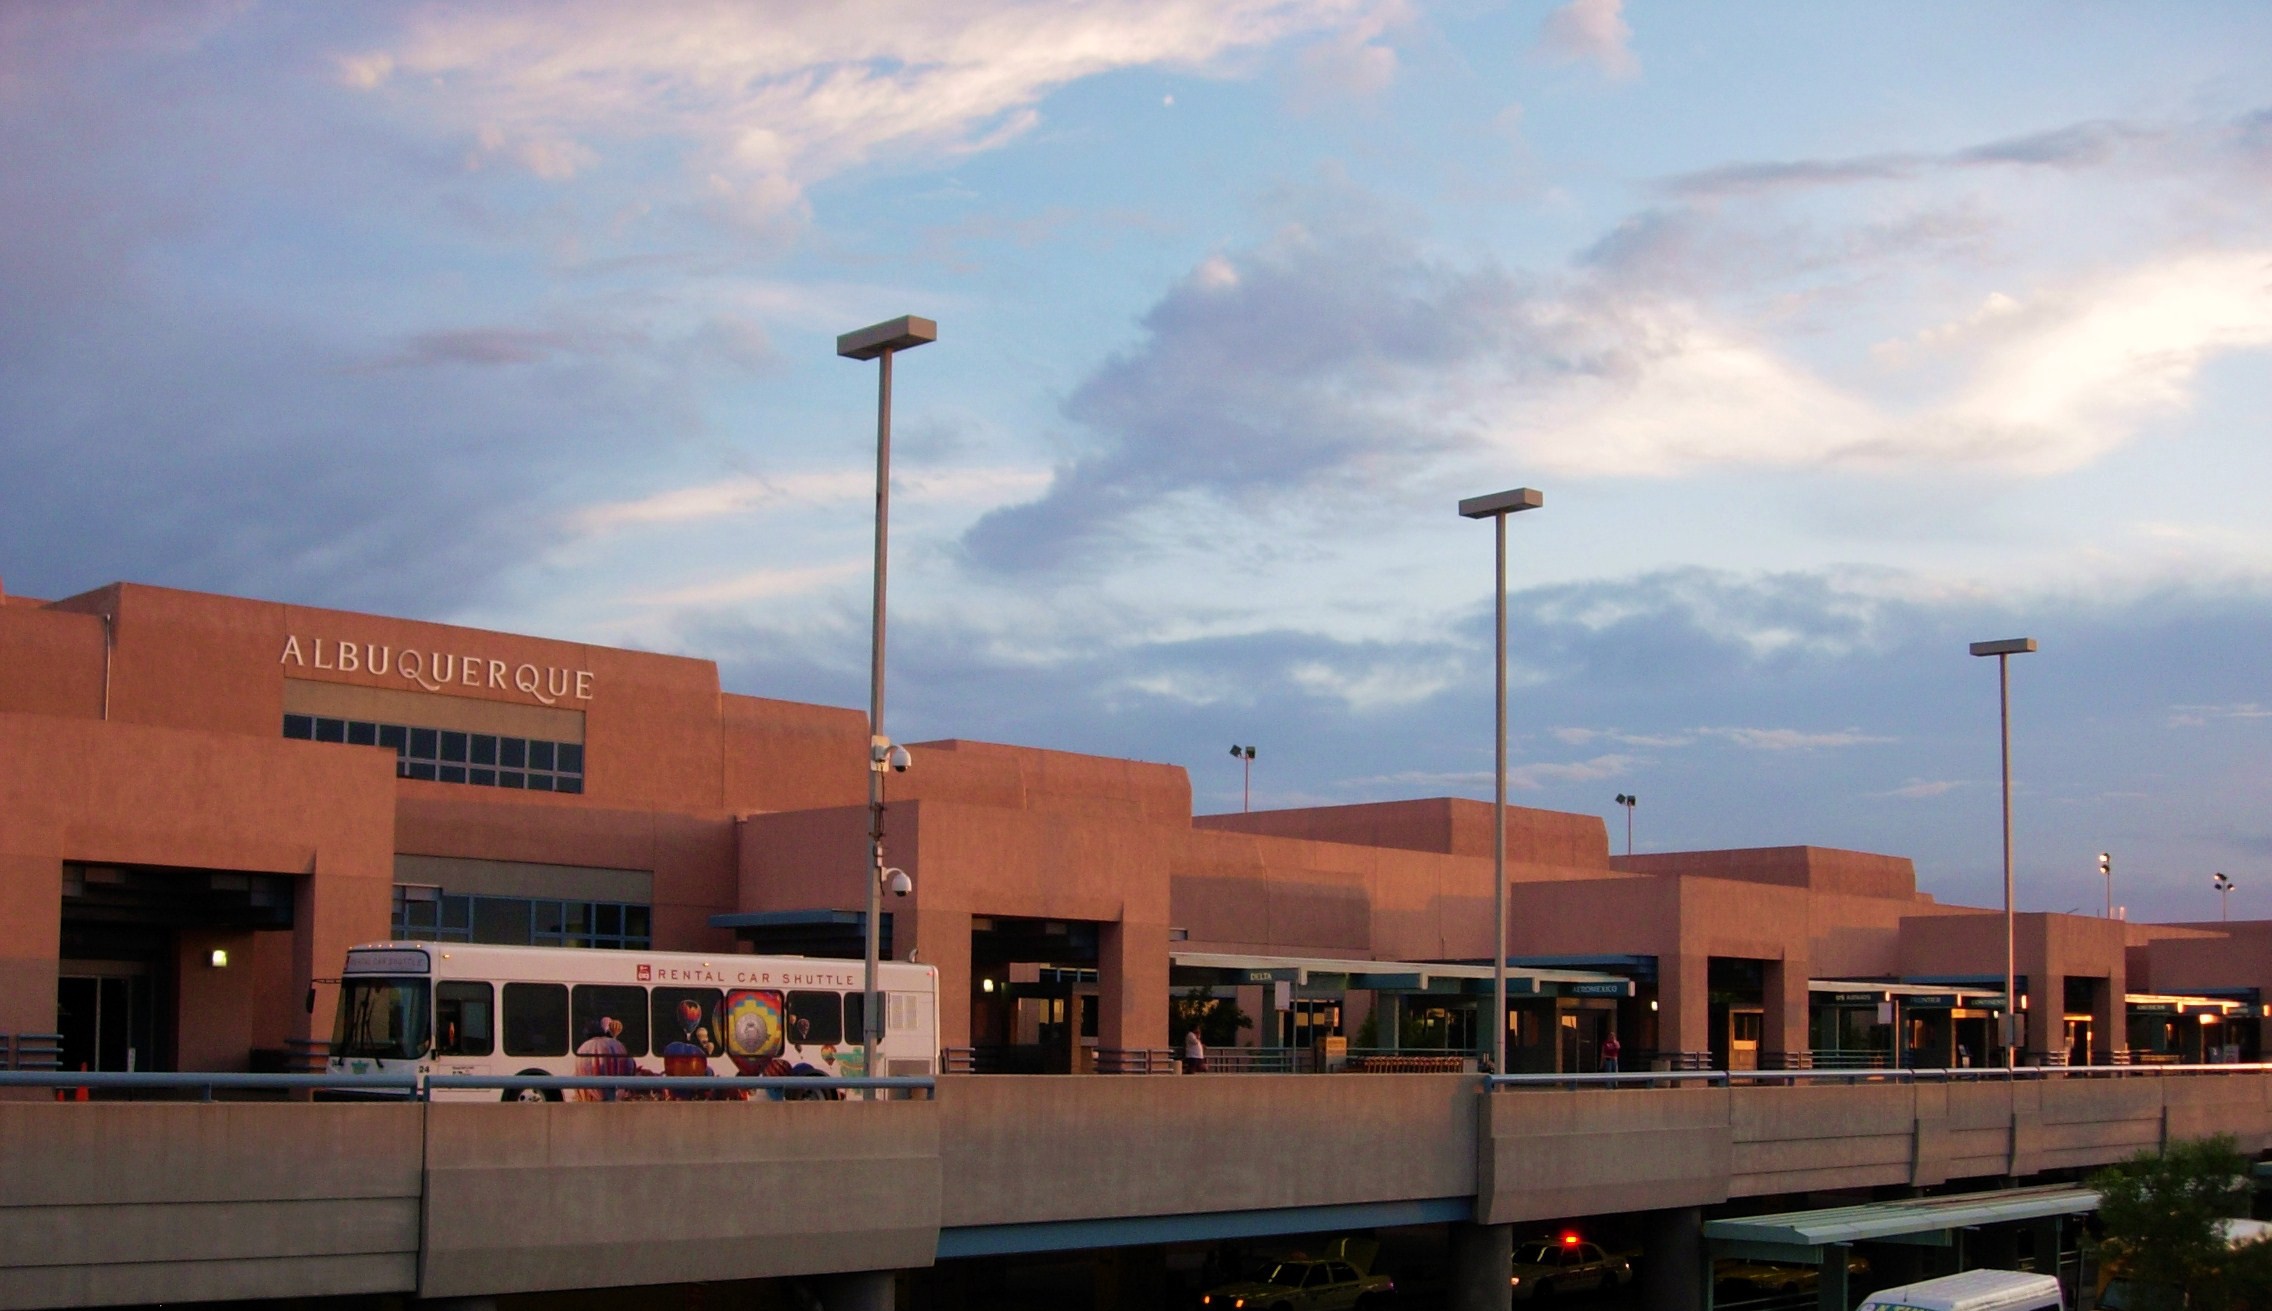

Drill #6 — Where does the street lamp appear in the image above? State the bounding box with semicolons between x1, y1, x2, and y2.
2098;852;2112;919
2215;872;2236;921
1613;794;1637;858
1461;486;1543;1077
839;313;937;1089
1970;636;2037;1067
1230;745;1257;813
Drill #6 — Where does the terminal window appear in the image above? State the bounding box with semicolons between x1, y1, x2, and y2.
392;886;651;950
283;714;584;793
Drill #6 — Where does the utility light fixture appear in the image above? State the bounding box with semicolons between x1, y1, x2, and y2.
1970;634;2037;1066
1460;485;1543;1077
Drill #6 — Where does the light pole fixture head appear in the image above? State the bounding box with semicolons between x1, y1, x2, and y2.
2215;872;2235;891
1615;793;1635;807
1968;637;2038;657
837;315;938;360
1458;487;1544;519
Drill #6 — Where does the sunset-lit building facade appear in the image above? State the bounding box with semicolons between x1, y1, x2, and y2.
1;577;2260;1076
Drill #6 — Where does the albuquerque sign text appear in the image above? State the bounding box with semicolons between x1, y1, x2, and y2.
281;636;593;706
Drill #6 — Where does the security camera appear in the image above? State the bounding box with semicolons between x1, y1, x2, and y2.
888;744;912;773
885;868;913;898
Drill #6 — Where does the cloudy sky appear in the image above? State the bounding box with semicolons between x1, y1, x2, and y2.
6;2;2271;920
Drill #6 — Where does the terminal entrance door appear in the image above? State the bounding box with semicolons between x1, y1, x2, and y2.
56;962;157;1074
59;862;296;1074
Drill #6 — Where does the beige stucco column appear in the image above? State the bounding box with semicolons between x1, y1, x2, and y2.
1762;956;1811;1068
905;904;972;1051
1098;918;1169;1059
1658;952;1710;1065
0;847;61;1052
291;855;393;1049
2091;973;2125;1064
2024;970;2060;1062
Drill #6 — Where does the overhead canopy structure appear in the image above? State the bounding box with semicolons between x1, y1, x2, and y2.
1169;951;1633;997
1811;979;2009;1010
1701;1184;2099;1311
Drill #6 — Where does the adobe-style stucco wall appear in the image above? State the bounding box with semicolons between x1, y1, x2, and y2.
0;712;396;1060
1196;797;1613;868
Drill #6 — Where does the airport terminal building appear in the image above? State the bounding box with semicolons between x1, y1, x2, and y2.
2;578;2263;1077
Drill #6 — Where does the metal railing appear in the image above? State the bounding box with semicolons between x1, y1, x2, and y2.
5;1033;62;1072
428;1073;936;1100
0;1070;418;1100
0;1070;935;1101
1488;1060;2272;1091
1093;1048;1179;1074
1193;1048;1300;1074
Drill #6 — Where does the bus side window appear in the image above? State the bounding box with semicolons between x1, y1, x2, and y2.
503;983;569;1057
651;988;724;1056
844;991;888;1042
436;981;494;1056
572;985;651;1057
787;990;844;1046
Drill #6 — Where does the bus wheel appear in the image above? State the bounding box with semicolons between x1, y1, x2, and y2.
505;1070;558;1103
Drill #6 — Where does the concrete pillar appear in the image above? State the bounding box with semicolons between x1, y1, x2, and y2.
1098;918;1169;1059
1447;1222;1513;1311
0;847;62;1051
1659;953;1710;1067
1380;992;1402;1051
1235;985;1266;1047
818;1270;893;1311
291;856;393;1048
2025;971;2059;1063
908;904;973;1051
1763;956;1810;1068
2090;974;2124;1064
1344;989;1375;1046
1639;1207;1706;1311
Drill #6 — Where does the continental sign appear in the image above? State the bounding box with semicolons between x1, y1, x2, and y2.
281;635;594;705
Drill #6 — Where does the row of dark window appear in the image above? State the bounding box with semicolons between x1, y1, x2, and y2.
284;715;584;793
392;888;650;951
437;981;876;1058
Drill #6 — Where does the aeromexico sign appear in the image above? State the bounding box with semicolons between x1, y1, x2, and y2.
280;635;594;706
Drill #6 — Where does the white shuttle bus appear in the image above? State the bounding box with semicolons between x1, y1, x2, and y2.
327;942;939;1101
1857;1269;2064;1311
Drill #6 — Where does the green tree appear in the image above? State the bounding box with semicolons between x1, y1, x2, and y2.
2089;1134;2253;1310
1169;987;1251;1050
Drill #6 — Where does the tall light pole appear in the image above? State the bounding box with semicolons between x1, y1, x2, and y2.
1461;486;1543;1076
839;314;936;1087
1970;636;2037;1067
2215;872;2236;921
2099;851;2112;919
1231;744;1256;813
1614;793;1637;857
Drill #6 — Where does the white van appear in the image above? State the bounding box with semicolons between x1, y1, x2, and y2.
1857;1269;2063;1311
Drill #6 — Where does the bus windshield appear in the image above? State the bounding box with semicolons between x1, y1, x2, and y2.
333;977;432;1061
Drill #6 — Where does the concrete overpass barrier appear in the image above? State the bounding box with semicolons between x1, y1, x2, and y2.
418;1098;942;1299
1730;1082;1918;1196
0;1102;422;1311
1481;1087;1733;1224
939;1073;1478;1230
10;1069;2272;1309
